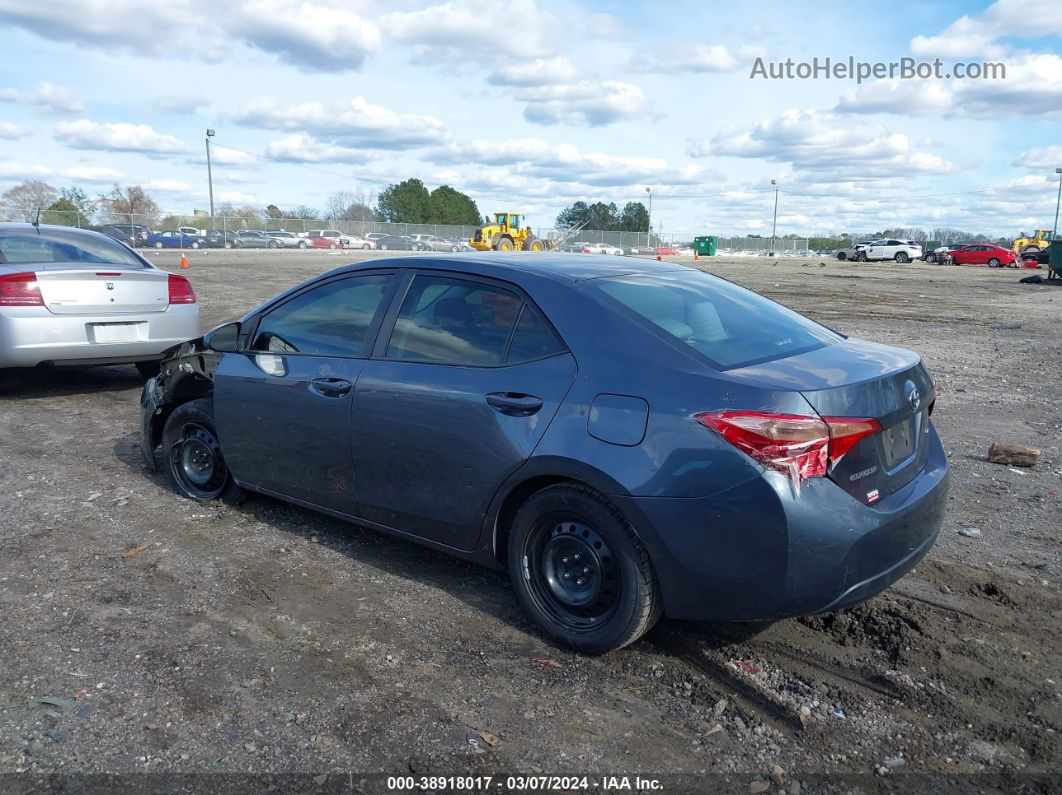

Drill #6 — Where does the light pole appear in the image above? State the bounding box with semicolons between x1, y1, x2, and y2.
1053;167;1062;240
205;129;216;218
645;186;652;248
770;179;779;256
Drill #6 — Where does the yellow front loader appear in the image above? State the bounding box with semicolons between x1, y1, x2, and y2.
469;212;545;251
1012;229;1053;255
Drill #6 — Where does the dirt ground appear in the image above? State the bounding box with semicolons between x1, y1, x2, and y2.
1;249;1059;793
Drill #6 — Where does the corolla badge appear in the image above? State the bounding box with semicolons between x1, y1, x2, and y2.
905;380;921;412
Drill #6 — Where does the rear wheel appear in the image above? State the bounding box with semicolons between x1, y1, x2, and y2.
522;236;543;251
298;241;307;248
268;240;279;249
451;245;460;252
925;252;936;263
162;399;244;504
836;252;847;261
495;237;515;252
329;242;339;249
224;241;233;249
508;484;661;654
191;241;201;249
363;243;371;250
894;251;909;263
379;243;388;250
988;258;1000;268
154;242;163;249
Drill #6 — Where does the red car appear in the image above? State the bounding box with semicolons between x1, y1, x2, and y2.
947;244;1017;267
654;246;678;256
307;235;341;249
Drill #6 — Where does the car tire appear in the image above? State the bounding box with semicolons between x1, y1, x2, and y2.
162;398;245;505
268;240;279;248
362;243;371;250
329;242;338;249
224;242;233;249
508;483;662;654
154;242;163;249
379;243;388;250
894;252;908;263
190;241;200;249
988;258;1000;268
135;360;160;380
925;253;936;263
298;241;307;248
836;252;847;261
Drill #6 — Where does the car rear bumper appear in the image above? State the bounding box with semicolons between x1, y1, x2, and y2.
0;305;199;367
614;422;950;621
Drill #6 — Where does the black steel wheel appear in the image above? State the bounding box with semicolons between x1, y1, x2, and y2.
509;484;661;654
161;399;244;504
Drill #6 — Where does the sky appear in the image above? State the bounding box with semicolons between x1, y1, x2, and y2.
0;0;1060;237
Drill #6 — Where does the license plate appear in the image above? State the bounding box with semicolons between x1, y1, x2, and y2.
881;415;918;469
89;322;143;343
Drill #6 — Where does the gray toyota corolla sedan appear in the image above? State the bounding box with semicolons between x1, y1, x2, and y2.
141;255;948;653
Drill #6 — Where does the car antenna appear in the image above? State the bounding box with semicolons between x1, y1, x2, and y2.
32;204;42;232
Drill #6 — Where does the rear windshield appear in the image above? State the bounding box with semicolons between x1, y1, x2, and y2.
592;270;841;370
0;231;145;267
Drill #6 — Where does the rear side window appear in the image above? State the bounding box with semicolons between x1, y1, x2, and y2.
251;274;394;357
593;271;841;370
0;232;144;267
386;275;565;366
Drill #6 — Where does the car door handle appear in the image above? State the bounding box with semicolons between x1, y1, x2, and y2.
485;392;543;416
309;377;353;398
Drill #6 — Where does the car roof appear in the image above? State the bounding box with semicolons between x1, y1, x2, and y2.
335;252;687;283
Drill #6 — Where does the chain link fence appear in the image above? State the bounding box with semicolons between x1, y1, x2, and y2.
0;205;810;253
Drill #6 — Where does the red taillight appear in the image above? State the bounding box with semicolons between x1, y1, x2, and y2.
0;272;44;306
168;273;196;304
693;410;882;485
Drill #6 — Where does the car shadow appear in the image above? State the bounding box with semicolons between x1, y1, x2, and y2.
112;429;773;656
0;364;144;399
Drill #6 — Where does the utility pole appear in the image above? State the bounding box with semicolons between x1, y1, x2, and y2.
645;186;652;248
770;179;779;256
1054;167;1062;240
205;129;216;219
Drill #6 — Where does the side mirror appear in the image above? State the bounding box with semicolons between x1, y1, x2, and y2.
204;321;241;353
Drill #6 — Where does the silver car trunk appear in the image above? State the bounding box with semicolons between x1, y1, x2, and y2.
34;262;170;315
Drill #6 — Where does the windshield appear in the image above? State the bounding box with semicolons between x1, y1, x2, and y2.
0;230;145;267
592;270;841;370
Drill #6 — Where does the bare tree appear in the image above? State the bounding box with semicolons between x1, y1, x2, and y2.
1;180;59;221
98;184;160;225
326;189;378;223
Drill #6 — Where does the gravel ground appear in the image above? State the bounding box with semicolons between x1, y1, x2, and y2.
1;249;1059;793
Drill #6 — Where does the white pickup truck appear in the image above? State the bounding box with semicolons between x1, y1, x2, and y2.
856;239;923;263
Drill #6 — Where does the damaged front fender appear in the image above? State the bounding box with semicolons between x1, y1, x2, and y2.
139;335;223;471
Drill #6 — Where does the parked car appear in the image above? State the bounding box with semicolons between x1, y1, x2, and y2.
374;235;427;251
305;230;344;244
413;234;465;252
204;230;240;249
232;230;274;249
834;242;872;261
147;231;205;249
342;234;376;250
857;240;923;263
306;234;343;249
177;226;203;237
265;231;308;249
945;244;1018;268
0;223;198;377
92;223;153;247
923;243;969;263
654;246;678;256
141;254;948;654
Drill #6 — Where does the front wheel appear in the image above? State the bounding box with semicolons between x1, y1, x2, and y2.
329;242;338;249
298;241;307;248
379;243;388;250
154;242;164;249
508;484;662;654
162;399;244;504
363;243;371;250
836;252;847;261
224;242;233;249
191;241;200;249
894;252;909;263
451;245;460;252
988;258;1000;268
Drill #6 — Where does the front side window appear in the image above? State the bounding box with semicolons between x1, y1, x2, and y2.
386;275;529;366
250;274;395;357
592;270;841;371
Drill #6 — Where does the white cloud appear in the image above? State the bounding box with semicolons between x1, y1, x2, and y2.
188;147;257;167
217;190;257;204
1013;145;1062;170
0;122;34;139
0;82;84;114
836;53;1062;119
383;0;557;63
264;133;367;163
0;0;379;72
487;57;579;87
692;109;961;178
910;0;1062;58
233;97;450;148
233;0;381;72
152;93;212;114
644;44;739;73
428;137;709;187
0;161;54;180
55;120;189;155
522;81;648;126
145;179;194;193
64;166;124;182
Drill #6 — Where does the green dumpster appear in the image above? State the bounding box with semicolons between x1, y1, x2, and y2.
1050;238;1062;280
692;235;717;256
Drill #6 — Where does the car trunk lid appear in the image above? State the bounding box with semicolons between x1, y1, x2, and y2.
724;338;935;503
34;264;170;315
